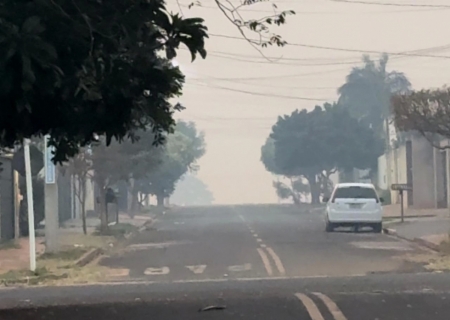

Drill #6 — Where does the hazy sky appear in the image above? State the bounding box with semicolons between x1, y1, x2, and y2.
168;0;450;204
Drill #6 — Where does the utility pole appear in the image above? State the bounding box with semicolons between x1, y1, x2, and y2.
44;136;59;252
385;118;392;190
23;139;36;271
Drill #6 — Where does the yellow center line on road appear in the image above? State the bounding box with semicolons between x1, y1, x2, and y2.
295;293;325;320
266;247;286;276
313;292;348;320
257;248;273;276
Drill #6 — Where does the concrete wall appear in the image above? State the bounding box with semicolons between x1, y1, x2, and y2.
388;143;408;206
0;156;14;240
411;137;435;208
377;154;388;190
380;135;437;209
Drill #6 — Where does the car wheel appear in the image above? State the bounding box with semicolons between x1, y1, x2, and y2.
326;222;334;232
373;223;382;233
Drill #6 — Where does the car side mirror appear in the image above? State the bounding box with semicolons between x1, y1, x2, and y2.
322;197;329;203
379;197;384;203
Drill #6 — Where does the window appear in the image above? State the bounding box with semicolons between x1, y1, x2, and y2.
332;186;378;202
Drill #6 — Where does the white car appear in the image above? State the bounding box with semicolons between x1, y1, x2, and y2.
323;183;384;233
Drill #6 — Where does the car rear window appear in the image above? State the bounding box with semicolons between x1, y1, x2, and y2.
332;186;378;201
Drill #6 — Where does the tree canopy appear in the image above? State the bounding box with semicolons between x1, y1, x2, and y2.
392;87;450;144
0;0;208;162
337;54;411;139
265;103;384;203
134;120;206;205
171;173;214;206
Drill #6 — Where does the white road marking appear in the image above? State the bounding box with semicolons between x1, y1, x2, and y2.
257;238;263;242
253;234;258;237
128;241;187;250
186;265;207;274
295;293;325;320
238;215;246;222
228;263;252;272
107;268;130;277
351;241;413;251
266;247;286;276
313;292;348;320
144;267;170;275
257;248;273;276
260;244;267;248
58;273;367;287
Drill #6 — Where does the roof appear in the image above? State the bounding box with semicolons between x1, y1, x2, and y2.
335;182;375;188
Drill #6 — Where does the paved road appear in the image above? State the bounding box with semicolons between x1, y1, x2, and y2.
1;204;449;320
1;273;450;319
100;204;425;282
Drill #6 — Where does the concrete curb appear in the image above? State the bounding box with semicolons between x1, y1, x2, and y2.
383;214;437;221
68;217;156;269
383;227;441;252
74;248;103;267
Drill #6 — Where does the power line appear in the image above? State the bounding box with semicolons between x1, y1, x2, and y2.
190;66;351;81
201;44;450;66
329;0;450;8
189;81;330;101
209;33;450;59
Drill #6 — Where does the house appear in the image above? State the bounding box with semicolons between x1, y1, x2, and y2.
378;133;449;209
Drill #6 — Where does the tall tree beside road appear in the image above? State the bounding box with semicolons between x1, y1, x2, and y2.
392;87;450;145
0;0;207;162
338;54;411;140
170;174;214;206
136;121;206;207
261;137;309;204
267;104;384;204
67;150;93;235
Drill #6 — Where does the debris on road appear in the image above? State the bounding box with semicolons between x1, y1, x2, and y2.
198;305;226;312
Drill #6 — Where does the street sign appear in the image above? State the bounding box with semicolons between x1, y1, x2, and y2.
44;135;56;184
391;183;412;191
390;183;412;223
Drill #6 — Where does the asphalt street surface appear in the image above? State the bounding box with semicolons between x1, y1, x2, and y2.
1;204;450;320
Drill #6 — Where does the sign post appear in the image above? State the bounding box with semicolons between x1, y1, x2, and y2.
390;183;413;223
44;136;55;184
23;139;36;271
44;136;59;252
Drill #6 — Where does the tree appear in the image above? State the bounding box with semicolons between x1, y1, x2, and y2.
136;121;206;206
67;150;93;235
171;174;214;206
392;87;450;145
187;0;295;49
338;54;411;140
0;0;208;162
268;104;384;203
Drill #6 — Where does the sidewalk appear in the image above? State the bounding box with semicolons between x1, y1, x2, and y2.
383;204;449;219
383;210;450;250
0;213;154;276
0;238;45;274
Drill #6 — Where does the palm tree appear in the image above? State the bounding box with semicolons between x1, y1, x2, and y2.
337;54;411;186
338;54;411;140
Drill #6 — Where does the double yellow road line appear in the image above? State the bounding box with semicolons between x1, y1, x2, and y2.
296;292;348;320
257;246;286;276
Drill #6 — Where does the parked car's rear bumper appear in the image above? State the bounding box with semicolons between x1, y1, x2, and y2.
327;210;382;223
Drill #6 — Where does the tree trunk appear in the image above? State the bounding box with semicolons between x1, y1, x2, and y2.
156;193;164;207
129;186;139;219
96;180;108;233
307;174;320;204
